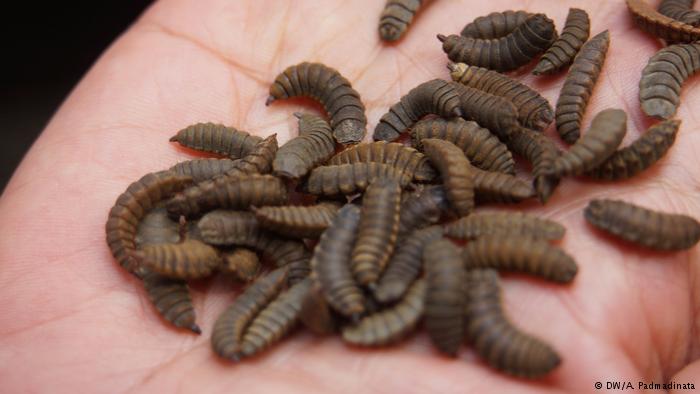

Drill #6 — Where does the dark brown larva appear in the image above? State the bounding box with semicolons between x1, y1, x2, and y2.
139;239;222;280
586;119;680;180
464;269;561;378
373;79;462;142
504;128;561;203
439;14;557;72
449;82;520;139
169;158;238;183
299;280;337;335
555;30;611;144
223;134;279;178
220;248;261;282
267;62;367;144
626;0;700;42
211;267;288;361
305;163;412;196
461;10;531;38
252;202;342;239
472;168;536;204
378;0;424;42
533;8;591;75
135;206;181;247
448;62;554;131
169;122;262;159
411;118;515;175
639;42;700;119
329;141;436;182
584;199;700;250
106;171;193;275
444;211;566;241
398;186;449;237
142;269;201;334
423;238;466;356
421;139;475;217
273;114;335;179
659;0;700;26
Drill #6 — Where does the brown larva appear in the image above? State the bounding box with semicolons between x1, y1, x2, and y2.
421;138;475;217
438;14;557;72
398;186;449;237
305;162;412;197
555;30;611;144
639;42;700;119
504;127;561;203
169;122;262;159
533;8;591;76
464;269;561;378
448;62;554;131
626;0;700;42
373;79;462;142
460;10;531;39
138;239;222;280
472;168;536;204
223;134;279;178
135;206;181;247
252;202;342;239
267;62;367;144
659;0;700;26
273;113;335;179
444;211;566;241
378;0;425;42
220;248;261;282
142;269;201;334
584;199;700;250
299;280;337;335
211;267;288;361
169;158;238;183
586;119;680;180
449;82;521;139
329;141;436;182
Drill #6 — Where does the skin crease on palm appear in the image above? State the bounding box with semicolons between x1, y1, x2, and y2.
1;0;700;392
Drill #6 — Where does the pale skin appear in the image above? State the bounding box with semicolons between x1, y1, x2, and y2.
0;0;699;392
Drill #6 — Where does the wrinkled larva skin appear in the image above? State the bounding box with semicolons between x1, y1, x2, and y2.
444;212;566;241
472;168;536;204
461;10;531;39
169;158;238;183
504;128;561;203
305;162;412;196
142;268;201;334
273;113;335;179
449;82;521;139
252;202;342;239
220;248;261;282
378;0;424;42
421;139;475;217
329;141;436;182
139;239;222;280
533;8;591;75
658;0;700;26
397;186;449;238
626;0;700;42
169;122;262;159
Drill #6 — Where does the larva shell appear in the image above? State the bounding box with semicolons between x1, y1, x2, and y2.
398;186;449;237
169;159;238;183
450;82;520;139
220;248;261;282
373;79;462;142
169;122;262;159
439;14;557;72
626;0;700;42
421;139;475;217
329;141;436;182
505;128;561;203
267;62;367;144
554;30;611;144
584;199;700;250
464;269;561;378
379;0;424;41
223;134;278;178
639;42;700;119
551;109;627;177
105;171;193;275
423;238;466;356
273;114;335;179
311;204;366;320
296;112;328;135
533;8;591;75
460;10;531;39
586;119;680;180
472;168;536;204
135;206;181;247
659;0;700;26
351;178;402;286
305;163;412;196
343;279;426;346
299;279;337;335
448;62;554;131
252;202;342;239
411;118;515;175
142;269;200;334
139;239;222;280
211;267;288;361
444;211;566;241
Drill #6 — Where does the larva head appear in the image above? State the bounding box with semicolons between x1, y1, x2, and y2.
583;199;608;225
447;62;469;81
437;34;462;53
379;23;402;42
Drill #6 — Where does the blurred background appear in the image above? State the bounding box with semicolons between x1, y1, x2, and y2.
1;1;152;191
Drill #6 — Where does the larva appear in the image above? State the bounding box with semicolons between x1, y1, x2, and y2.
378;0;425;42
626;0;700;42
411;118;515;175
211;267;288;361
305;163;412;196
533;8;591;75
472;168;536;204
449;82;520;139
448;62;554;131
460;10;531;39
586;119;680;180
343;279;426;346
223;134;279;178
311;204;366;321
329;141;436;182
584;199;700;250
267;62;367;144
638;42;700;119
252;202;342;239
135;206;181;247
464;269;561;378
438;14;557;72
142;269;201;334
555;30;611;144
659;0;700;26
398;186;449;237
169;122;262;159
299;280;337;335
220;248;261;282
273;113;335;179
373;79;462;142
169;158;238;183
504;127;561;203
138;239;222;280
444;211;566;241
421;138;475;217
106;171;193;275
423;238;466;356
296;112;328;135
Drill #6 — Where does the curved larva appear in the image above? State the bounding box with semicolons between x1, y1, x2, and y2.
252;202;342;239
142;268;201;334
504;128;561;203
305;163;412;196
378;0;425;42
449;82;520;139
273;113;335;179
169;122;262;159
421;139;475;217
659;0;700;26
444;211;566;241
329;141;436;182
169;159;238;183
626;0;700;42
533;8;591;75
460;10;531;39
398;186;449;237
220;248;261;282
472;168;536;204
139;239;222;280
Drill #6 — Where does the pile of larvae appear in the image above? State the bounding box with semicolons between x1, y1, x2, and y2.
106;2;700;381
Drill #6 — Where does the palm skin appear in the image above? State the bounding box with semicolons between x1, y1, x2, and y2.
0;0;699;392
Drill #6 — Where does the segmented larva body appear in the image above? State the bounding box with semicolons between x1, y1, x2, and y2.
444;211;566;241
106;171;193;275
460;10;531;38
220;248;261;282
211;268;288;361
639;42;700;119
142;269;201;334
586;119;680;180
296;112;328;135
533;8;591;75
378;0;424;42
223;134;279;178
472;168;536;204
169;122;262;159
373;79;462;142
584;199;700;250
299;280;337;335
423;238;466;356
252;202;342;239
267;62;367;144
169;159;238;183
450;82;520;139
659;0;700;26
505;128;561;203
139;239;222;280
555;30;611;144
464;269;561;378
305;163;412;196
329;141;436;182
411;118;515;175
421;139;475;217
439;14;557;72
551;109;627;177
273;114;335;179
626;0;700;42
398;186;449;237
135;206;181;247
448;62;554;131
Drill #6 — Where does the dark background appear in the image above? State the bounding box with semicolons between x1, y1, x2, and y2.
1;2;153;191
